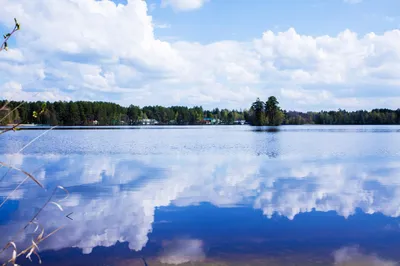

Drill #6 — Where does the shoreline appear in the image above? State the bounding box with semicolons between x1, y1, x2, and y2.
0;124;399;131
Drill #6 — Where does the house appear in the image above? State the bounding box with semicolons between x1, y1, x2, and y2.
234;120;246;125
139;119;159;125
201;118;217;125
92;120;99;125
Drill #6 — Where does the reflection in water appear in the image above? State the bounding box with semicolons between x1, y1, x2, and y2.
252;126;281;133
1;153;400;260
0;126;400;265
334;246;397;266
159;239;205;264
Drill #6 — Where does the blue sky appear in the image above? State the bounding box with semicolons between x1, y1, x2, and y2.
0;0;400;111
148;0;400;42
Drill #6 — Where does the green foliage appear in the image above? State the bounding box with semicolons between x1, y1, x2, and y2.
2;99;399;127
0;101;247;126
249;97;283;126
14;18;20;31
250;98;266;126
283;108;400;125
1;18;20;52
265;96;284;126
249;97;400;126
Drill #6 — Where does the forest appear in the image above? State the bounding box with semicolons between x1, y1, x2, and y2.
0;99;399;126
248;97;400;126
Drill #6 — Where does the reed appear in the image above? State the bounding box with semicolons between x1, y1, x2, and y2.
0;18;72;265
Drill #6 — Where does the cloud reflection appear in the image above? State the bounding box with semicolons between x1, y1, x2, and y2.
333;246;397;266
1;152;400;257
159;239;205;265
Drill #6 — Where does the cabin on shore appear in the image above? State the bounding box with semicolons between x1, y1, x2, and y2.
200;118;217;125
234;120;246;125
139;119;159;125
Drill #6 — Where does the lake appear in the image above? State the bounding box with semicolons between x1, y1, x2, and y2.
1;125;400;266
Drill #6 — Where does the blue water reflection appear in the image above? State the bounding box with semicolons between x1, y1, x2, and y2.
0;126;399;265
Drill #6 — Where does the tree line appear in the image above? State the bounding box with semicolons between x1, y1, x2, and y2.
1;99;399;126
0;101;247;126
248;97;400;125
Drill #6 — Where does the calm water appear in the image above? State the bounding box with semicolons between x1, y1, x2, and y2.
1;125;400;266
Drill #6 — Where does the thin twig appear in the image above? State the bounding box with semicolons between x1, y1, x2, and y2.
0;91;40;121
0;162;43;189
0;123;22;135
0;101;25;124
0;186;66;257
23;188;58;231
0;124;56;175
1;226;65;266
17;125;57;153
0;176;29;209
0;27;17;52
0;162;49;209
0;168;12;183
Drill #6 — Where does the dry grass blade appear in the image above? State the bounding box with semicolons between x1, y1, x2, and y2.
31;240;39;251
17;126;57;154
0;162;43;188
49;201;63;211
0;163;42;211
0;176;29;209
0;101;25;124
3;242;18;266
1;186;57;257
37;228;44;242
2;226;65;266
26;247;34;262
0;165;46;208
26;240;39;262
0;167;12;183
57;185;69;201
0;101;10;111
12;249;17;266
33;250;41;264
30;220;40;233
0;125;55;174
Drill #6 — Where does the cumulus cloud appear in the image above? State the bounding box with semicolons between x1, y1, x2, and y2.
161;0;209;11
0;0;400;110
333;246;396;266
159;239;205;264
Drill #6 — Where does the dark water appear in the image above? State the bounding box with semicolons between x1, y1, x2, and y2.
1;125;400;265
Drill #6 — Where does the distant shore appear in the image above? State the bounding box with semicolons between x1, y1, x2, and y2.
1;124;400;132
0;124;250;130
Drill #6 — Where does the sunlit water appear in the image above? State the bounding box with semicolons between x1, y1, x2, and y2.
1;125;400;265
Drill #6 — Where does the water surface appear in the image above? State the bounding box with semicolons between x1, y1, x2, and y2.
1;125;400;265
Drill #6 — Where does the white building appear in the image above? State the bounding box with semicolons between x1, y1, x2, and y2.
139;119;159;125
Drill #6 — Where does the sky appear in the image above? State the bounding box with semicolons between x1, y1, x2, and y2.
0;0;399;111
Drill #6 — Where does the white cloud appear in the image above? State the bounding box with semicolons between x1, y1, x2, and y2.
0;0;400;111
0;81;71;102
161;0;209;11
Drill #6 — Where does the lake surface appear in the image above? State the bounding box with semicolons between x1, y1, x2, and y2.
1;125;400;265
